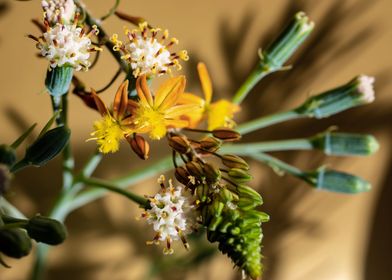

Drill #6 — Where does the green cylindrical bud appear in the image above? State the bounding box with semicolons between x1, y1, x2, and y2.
309;169;371;194
25;216;67;245
185;161;204;178
238;197;262;211
219;188;234;203
199;137;221;153
228;168;252;183
0;164;12;196
45;66;74;97
168;135;191;154
311;132;379;156
196;184;209;203
297;75;375;119
221;154;249;170
204;163;221;183
0;145;16;167
0;228;32;259
236;185;263;204
263;12;314;70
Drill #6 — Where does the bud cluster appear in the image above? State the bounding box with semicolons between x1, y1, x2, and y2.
168;128;268;279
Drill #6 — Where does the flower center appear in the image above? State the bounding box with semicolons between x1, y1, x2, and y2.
134;105;167;140
91;115;124;154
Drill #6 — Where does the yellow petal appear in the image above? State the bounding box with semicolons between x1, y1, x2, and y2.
165;104;201;118
91;88;109;117
178;92;205;106
154;76;186;111
207;99;240;130
136;75;154;107
197;62;212;104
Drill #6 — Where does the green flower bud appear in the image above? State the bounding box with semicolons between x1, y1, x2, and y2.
0;228;32;259
263;12;314;70
196;184;209;203
228;168;252;183
25;216;67;245
311;132;379;156
221;154;249;170
0;145;16;167
236;185;263;205
45;66;74;97
297;75;375;118
309;169;371;194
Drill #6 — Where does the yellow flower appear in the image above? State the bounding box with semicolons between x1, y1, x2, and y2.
179;62;240;130
130;75;198;140
90;80;133;153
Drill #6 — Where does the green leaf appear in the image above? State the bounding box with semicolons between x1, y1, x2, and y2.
38;111;62;138
10;123;37;149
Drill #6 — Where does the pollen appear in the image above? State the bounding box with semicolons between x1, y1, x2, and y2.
91;115;125;154
133;105;167;140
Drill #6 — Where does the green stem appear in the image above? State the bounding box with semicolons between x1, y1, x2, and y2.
0;198;26;219
250;153;311;183
100;0;120;21
220;138;313;155
80;177;150;208
232;65;276;104
237;109;302;135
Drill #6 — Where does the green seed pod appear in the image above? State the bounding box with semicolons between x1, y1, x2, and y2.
0;145;16;167
0;228;32;259
228;168;252;183
45;66;74;97
311;132;379;156
25;216;67;245
221;154;249;170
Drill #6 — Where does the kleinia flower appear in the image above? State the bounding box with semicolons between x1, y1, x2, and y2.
31;16;101;71
142;176;195;254
111;22;189;78
42;0;76;25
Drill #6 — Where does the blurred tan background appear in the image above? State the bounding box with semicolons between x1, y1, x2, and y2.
1;0;392;279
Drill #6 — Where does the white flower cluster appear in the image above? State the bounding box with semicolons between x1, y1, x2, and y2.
42;0;76;24
126;36;172;77
144;177;194;254
357;75;375;103
38;24;93;71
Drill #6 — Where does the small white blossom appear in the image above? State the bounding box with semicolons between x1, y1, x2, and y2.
36;23;99;71
142;177;195;254
357;75;375;103
111;22;189;78
42;0;76;24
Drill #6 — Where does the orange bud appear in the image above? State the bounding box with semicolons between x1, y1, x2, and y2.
128;134;150;160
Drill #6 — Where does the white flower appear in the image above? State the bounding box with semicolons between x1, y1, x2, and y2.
42;0;76;24
111;22;189;78
36;23;99;71
357;75;375;103
142;176;195;254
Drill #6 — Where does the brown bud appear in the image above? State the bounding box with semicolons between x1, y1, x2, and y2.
199;137;221;153
175;167;192;186
228;168;252;183
72;77;98;111
203;163;221;183
221;154;249;170
212;127;241;142
186;161;204;178
114;11;151;27
168;135;191;154
128;134;150;160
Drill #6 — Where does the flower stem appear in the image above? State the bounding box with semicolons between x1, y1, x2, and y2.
220;138;313;155
237;109;303;135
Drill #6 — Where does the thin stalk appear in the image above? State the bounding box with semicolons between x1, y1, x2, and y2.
81;177;149;208
237;109;303;135
95;67;122;94
100;0;121;21
220;138;313;155
250;153;311;183
0;198;26;219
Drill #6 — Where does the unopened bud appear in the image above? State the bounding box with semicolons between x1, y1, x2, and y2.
221;154;249;170
212;128;241;142
237;197;261;211
0;228;32;259
174;167;192;186
45;66;74;97
311;132;379;156
203;163;221;183
297;75;375;118
168;135;191;154
26;216;67;245
236;185;263;204
186;161;204;178
199;137;221;153
218;188;234;203
128;134;150;160
309;169;371;194
196;184;209;203
228;168;252;183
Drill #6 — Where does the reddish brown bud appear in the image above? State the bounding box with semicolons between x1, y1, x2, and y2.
203;163;221;183
175;167;192;186
72;77;98;111
186;161;204;178
212;127;241;142
221;154;249;170
199;137;221;153
115;11;151;27
168;135;191;154
128;134;150;160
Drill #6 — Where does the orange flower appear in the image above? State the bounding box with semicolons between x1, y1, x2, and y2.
130;75;199;140
179;62;240;130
